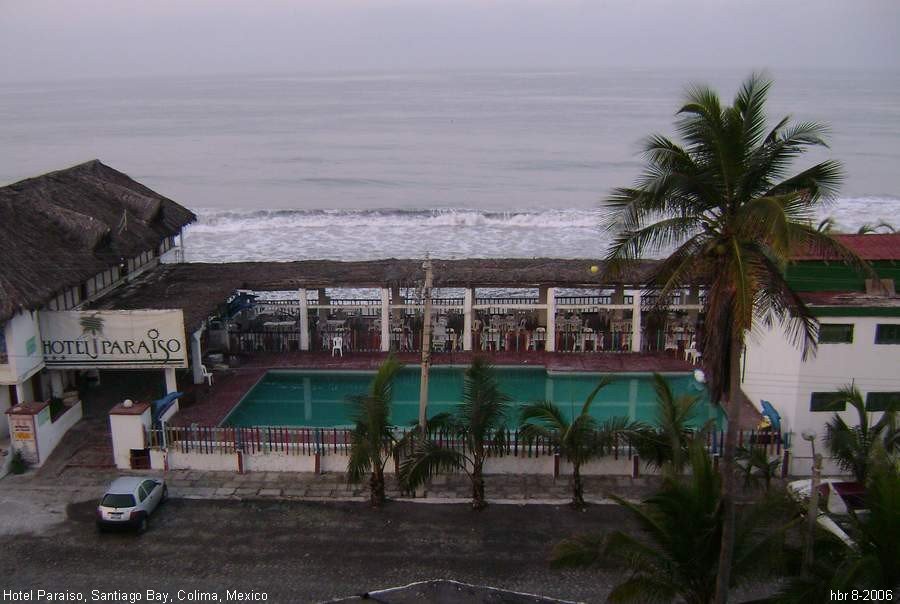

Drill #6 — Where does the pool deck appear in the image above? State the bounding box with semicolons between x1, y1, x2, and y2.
172;351;761;427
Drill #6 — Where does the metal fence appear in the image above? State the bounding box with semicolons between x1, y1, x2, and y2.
148;425;788;460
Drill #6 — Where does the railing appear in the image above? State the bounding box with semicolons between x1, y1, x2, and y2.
556;295;634;306
555;328;633;353
431;297;465;307
149;425;788;460
231;330;301;353
314;325;382;353
475;297;539;306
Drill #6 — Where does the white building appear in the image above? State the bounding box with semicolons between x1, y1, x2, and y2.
743;234;900;475
0;160;195;443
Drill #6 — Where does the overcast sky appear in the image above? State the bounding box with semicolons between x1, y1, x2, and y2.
1;0;898;80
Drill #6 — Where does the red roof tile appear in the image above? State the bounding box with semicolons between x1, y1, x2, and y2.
792;234;900;261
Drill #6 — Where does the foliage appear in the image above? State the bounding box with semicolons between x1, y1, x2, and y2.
601;73;862;404
771;462;900;600
823;384;897;483
10;450;27;475
400;357;510;510
623;373;708;475
736;445;781;491
520;376;644;507
346;356;404;507
551;446;794;603
599;72;867;602
48;397;65;419
856;221;895;235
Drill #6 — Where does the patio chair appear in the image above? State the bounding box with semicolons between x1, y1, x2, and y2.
331;336;343;357
200;364;213;386
685;339;701;364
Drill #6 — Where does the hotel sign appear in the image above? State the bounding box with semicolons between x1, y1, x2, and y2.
39;310;188;369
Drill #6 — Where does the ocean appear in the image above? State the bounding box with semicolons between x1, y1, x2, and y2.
2;68;899;262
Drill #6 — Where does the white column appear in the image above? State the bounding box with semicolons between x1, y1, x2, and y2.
628;377;639;421
164;367;177;394
14;382;26;404
463;289;474;351
631;290;642;353
380;288;391;352
299;289;310;351
546;287;557;352
303;377;312;421
191;328;204;385
317;288;329;322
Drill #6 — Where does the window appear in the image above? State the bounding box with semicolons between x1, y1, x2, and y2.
875;324;900;344
818;323;854;344
100;494;135;508
866;392;900;412
810;391;845;412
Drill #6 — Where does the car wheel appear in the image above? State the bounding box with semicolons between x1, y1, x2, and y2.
96;523;105;534
137;515;148;534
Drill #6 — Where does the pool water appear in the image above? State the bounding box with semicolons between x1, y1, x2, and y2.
222;367;723;429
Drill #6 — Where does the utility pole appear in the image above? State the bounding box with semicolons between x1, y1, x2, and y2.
801;432;822;578
418;254;433;435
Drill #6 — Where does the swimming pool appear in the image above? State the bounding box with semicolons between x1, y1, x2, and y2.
222;367;723;429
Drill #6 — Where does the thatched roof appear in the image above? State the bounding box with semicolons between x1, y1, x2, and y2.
0;160;196;324
89;259;660;333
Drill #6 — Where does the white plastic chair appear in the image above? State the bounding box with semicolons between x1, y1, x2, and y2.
331;336;343;357
685;339;701;364
200;364;213;386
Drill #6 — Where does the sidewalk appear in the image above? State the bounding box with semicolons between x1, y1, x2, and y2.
3;464;662;504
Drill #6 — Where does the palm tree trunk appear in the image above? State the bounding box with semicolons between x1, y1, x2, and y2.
572;463;585;509
471;459;487;510
714;336;743;604
370;467;386;507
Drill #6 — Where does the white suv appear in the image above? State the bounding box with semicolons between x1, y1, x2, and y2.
96;477;168;533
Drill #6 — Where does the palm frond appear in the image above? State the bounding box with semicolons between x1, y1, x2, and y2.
399;440;466;490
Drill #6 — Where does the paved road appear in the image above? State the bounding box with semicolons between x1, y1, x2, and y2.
1;496;631;603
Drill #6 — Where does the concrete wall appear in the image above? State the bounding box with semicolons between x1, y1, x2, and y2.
34;401;82;467
133;442;653;476
109;407;151;469
0;311;44;386
167;450;239;472
744;316;900;470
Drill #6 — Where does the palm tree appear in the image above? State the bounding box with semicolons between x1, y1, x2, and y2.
520;376;640;508
823;384;897;483
400;357;509;510
815;217;837;233
347;356;403;507
736;445;781;492
601;73;867;603
625;372;709;475
551;445;792;603
856;220;895;234
772;462;900;601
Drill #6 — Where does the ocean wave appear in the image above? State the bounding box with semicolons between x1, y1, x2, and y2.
188;207;605;233
181;198;900;263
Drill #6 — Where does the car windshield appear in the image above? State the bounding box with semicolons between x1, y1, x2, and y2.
101;493;136;508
